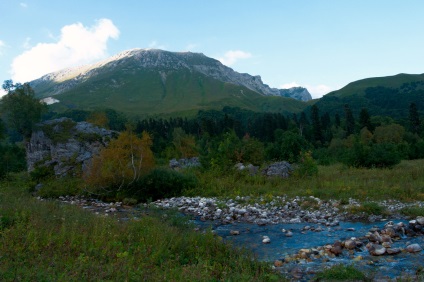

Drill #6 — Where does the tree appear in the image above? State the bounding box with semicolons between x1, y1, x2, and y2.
172;127;197;158
1;80;46;139
344;104;355;137
310;105;323;145
409;102;421;134
84;129;155;192
359;108;372;131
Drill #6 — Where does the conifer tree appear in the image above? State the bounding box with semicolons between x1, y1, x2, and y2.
409;102;421;134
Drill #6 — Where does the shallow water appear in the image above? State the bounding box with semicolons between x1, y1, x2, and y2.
196;220;424;280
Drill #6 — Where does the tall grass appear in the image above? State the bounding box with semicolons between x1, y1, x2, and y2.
187;159;424;202
0;174;282;281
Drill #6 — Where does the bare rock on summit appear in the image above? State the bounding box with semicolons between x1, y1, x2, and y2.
26;118;117;177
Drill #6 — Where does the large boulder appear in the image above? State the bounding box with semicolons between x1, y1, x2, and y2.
26;118;117;176
261;161;293;178
169;157;201;169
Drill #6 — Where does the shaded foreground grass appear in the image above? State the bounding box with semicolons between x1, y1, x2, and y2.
0;174;282;281
189;159;424;202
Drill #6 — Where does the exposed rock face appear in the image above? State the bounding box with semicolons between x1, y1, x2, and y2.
278;87;312;101
31;49;312;101
26;118;117;176
169;157;201;169
262;161;293;178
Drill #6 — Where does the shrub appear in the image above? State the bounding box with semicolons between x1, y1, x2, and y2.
30;165;55;182
129;168;197;202
294;151;318;177
315;264;369;281
343;142;401;168
349;202;387;216
36;177;84;198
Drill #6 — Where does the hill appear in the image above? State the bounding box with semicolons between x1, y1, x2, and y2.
30;49;310;117
311;73;424;118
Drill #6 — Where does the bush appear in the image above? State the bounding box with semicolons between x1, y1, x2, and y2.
349;202;387;216
315;264;369;281
129;168;197;202
0;144;26;178
294;151;318;177
36;177;84;198
343;142;401;168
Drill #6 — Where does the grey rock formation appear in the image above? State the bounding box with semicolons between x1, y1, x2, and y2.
262;161;293;178
278;87;312;101
169;157;201;169
26;118;117;176
31;49;312;101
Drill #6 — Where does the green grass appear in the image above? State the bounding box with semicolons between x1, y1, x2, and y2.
0;173;282;281
400;206;424;217
186;159;424;202
314;264;369;281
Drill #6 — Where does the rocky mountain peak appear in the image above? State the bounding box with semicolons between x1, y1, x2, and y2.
30;48;312;101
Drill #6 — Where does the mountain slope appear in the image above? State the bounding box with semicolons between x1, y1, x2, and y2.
30;49;310;116
311;73;424;118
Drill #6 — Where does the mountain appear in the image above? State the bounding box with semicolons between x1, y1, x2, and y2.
30;49;311;116
310;73;424;118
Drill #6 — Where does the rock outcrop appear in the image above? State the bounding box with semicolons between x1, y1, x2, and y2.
26;118;117;176
262;161;293;178
169;157;201;169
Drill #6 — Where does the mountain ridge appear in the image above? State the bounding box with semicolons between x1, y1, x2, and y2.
31;48;312;101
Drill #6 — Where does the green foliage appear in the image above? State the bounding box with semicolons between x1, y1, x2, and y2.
349;202;387;216
294;151;318;177
40;118;76;144
400;206;424;217
1;81;47;139
315;264;369;281
343;139;402;168
36;177;84;198
0;143;26;178
267;130;311;163
129;168;198;202
29;165;55;182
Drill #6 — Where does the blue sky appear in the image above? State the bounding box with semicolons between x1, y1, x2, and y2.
1;1;424;98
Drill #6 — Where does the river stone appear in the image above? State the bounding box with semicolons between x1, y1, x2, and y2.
406;243;422;253
330;241;343;255
286;231;293;237
386;248;401;255
381;235;392;243
230;230;240;235
262;236;271;244
274;260;283;267
417;216;424;225
371;244;386;256
385;227;397;238
344;239;356;250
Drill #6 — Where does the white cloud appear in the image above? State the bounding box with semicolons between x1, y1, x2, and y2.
147;40;165;50
11;18;119;83
20;2;28;8
306;84;335;99
218;50;252;66
279;81;335;99
279;81;301;89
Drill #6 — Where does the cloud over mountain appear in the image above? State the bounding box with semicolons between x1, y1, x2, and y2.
11;19;119;83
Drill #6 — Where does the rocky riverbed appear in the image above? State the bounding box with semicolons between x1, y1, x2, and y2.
45;195;424;281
